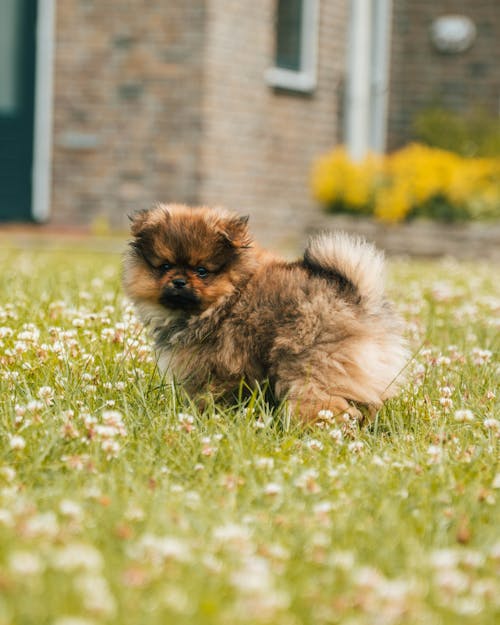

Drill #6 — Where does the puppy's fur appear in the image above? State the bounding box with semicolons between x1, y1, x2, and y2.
123;204;408;423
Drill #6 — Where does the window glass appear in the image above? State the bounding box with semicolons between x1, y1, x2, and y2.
276;0;303;71
0;0;22;114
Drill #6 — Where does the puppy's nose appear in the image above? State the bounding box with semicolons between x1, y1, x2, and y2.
172;278;187;289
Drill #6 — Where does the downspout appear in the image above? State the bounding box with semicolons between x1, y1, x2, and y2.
370;0;392;153
32;0;55;222
345;0;372;161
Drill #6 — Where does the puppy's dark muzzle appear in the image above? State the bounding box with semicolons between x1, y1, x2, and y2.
160;286;201;311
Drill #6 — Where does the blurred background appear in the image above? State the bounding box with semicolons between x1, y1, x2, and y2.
0;0;499;253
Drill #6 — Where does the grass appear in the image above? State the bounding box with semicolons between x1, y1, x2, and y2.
0;246;498;625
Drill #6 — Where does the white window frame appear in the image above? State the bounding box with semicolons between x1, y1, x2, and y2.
266;0;320;93
32;0;55;222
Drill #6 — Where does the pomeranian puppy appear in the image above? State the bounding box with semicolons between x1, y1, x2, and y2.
123;203;408;423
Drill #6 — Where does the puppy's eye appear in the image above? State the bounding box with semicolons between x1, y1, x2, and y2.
159;263;173;273
195;267;209;278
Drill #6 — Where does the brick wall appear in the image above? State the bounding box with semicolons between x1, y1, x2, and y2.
52;0;205;228
387;0;500;150
50;0;348;239
199;0;349;246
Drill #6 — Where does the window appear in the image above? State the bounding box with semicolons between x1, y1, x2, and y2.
266;0;319;93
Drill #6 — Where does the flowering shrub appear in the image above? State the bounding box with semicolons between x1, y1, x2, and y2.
311;144;500;223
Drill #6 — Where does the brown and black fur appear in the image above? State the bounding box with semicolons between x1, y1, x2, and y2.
123;204;408;423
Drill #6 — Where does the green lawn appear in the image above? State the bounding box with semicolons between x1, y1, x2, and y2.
0;247;498;625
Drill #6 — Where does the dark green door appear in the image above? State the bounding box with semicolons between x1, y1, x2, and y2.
0;0;37;221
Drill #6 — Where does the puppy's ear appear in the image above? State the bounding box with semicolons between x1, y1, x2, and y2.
219;215;251;248
128;209;150;237
128;205;170;237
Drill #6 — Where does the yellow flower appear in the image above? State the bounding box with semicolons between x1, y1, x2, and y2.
387;144;459;204
311;148;381;211
374;183;412;223
312;143;500;222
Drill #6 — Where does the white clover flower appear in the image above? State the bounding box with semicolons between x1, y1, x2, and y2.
231;555;273;594
178;412;195;424
454;409;474;422
24;511;59;538
472;348;492;366
461;549;485;569
0;466;16;481
429;548;460;569
412;363;426;377
9;435;26;451
9;550;44;575
124;505;145;522
329;550;355;570
435;568;469;594
50;340;64;353
439;397;453;409
52;542;103;571
75;573;116;617
99;411;127;435
201;437;217;457
162;586;192;615
26;399;44;413
263;482;282;496
59;499;83;520
100;439;121;459
427;445;443;465
201;554;223;574
328;428;343;444
294;469;321;494
347;441;364;453
436;356;451;367
305;439;324;451
313;501;334;515
1;370;20;382
135;534;192;564
317;409;334;420
255;457;274;470
213;523;252;545
483;418;499;431
451;597;484;617
375;577;414;605
94;425;120;439
17;328;40;342
354;565;385;589
0;327;14;339
37;386;54;402
431;282;455;302
489;541;500;561
14;341;28;354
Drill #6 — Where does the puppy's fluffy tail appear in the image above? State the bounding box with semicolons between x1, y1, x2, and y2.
304;232;386;307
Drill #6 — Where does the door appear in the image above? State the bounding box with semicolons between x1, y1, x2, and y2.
0;0;37;221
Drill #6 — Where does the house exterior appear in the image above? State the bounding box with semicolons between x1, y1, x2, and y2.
0;1;498;242
387;0;500;151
